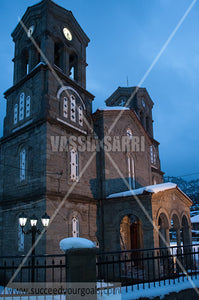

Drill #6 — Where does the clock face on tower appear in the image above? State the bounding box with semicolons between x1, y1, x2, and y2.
63;27;72;41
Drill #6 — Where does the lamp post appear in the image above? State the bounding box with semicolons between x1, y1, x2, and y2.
19;212;50;281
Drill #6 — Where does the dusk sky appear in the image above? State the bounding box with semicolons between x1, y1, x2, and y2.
0;0;199;180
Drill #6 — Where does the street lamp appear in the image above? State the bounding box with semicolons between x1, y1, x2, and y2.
19;212;50;281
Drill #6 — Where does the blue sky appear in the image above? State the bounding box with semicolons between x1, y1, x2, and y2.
0;0;199;179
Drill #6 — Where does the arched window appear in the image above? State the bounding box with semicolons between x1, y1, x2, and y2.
70;95;76;122
63;97;68;118
127;156;135;189
20;148;26;181
21;49;29;78
69;53;78;81
26;96;30;118
14;93;31;124
19;93;25;121
18;222;24;252
72;216;79;237
14;104;18;124
54;43;64;70
78;106;83;126
140;111;144;125
146;116;150;133
70;148;79;182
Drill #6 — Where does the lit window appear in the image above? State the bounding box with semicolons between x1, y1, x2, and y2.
72;216;79;237
14;104;18;124
20;149;26;181
19;93;25;121
70;95;76;122
18;222;24;252
127;156;135;189
63;97;68;118
78;106;83;126
70;148;79;182
26;96;30;118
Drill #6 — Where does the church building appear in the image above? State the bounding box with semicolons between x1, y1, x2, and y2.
0;0;192;256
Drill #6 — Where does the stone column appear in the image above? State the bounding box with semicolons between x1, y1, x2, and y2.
28;46;36;72
41;34;54;65
176;228;181;247
62;48;69;75
165;228;170;247
65;248;96;282
60;238;97;300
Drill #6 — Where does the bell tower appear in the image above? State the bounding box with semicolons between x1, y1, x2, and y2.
0;0;97;256
12;0;89;88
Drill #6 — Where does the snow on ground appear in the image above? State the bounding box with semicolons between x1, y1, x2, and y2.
1;276;199;300
107;183;177;199
60;237;96;252
98;276;199;300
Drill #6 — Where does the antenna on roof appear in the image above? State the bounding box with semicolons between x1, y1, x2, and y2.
127;76;129;87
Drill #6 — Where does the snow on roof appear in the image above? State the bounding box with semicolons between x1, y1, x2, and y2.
107;182;177;199
191;214;199;223
31;61;46;72
60;237;96;252
96;106;130;112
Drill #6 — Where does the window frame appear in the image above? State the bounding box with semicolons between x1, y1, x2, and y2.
19;93;25;121
14;103;18;125
69;148;79;182
20;148;26;182
72;216;79;237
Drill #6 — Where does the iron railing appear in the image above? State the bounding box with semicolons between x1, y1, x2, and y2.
96;244;199;289
0;254;66;286
0;244;198;297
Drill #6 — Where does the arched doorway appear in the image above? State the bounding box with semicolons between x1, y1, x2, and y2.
170;214;181;247
120;214;143;251
158;213;170;248
182;215;191;246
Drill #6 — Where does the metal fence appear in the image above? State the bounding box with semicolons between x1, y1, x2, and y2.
0;244;199;297
96;244;199;288
0;254;66;286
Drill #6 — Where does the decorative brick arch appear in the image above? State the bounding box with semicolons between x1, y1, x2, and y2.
155;207;170;228
180;212;191;227
114;208;146;228
118;209;144;251
170;210;181;229
57;86;86;109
